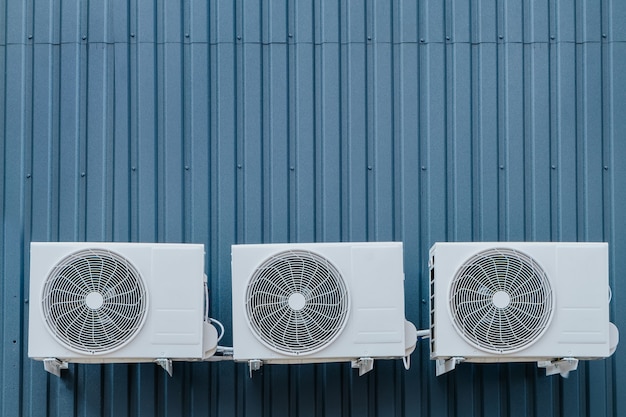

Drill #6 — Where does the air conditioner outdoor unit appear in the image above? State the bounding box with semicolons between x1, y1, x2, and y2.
231;242;417;376
429;242;619;376
28;242;219;377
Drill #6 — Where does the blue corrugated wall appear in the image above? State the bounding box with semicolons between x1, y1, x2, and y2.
1;0;625;415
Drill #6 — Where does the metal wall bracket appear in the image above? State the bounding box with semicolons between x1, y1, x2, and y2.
537;357;579;377
155;358;173;377
43;358;68;377
435;357;465;376
351;357;374;376
248;359;263;378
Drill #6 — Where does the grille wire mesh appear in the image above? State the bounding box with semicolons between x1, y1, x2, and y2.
449;248;553;353
245;250;350;355
41;249;147;355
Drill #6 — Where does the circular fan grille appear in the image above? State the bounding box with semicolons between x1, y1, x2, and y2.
41;249;148;355
245;250;350;355
449;248;554;354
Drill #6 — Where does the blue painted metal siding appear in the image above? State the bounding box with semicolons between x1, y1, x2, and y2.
1;0;625;415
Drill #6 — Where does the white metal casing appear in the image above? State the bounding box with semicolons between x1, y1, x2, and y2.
29;242;218;363
232;242;411;364
429;242;613;363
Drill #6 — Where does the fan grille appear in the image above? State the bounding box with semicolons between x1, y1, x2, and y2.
449;248;553;353
245;250;350;355
41;249;148;355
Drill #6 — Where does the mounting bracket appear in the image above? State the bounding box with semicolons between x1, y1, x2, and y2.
43;358;68;377
248;359;263;378
537;357;579;377
155;358;173;377
435;357;465;376
351;357;374;376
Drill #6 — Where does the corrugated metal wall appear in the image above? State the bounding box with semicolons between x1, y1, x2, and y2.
1;0;625;415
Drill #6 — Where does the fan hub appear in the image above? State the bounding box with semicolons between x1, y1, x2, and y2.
288;293;306;311
85;292;104;310
492;290;510;309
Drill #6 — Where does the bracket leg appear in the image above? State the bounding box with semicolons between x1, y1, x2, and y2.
537;358;579;377
248;359;263;378
155;358;173;377
351;357;374;376
43;358;68;377
435;357;465;376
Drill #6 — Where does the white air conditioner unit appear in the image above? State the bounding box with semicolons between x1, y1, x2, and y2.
429;242;619;376
231;242;417;376
28;242;219;377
